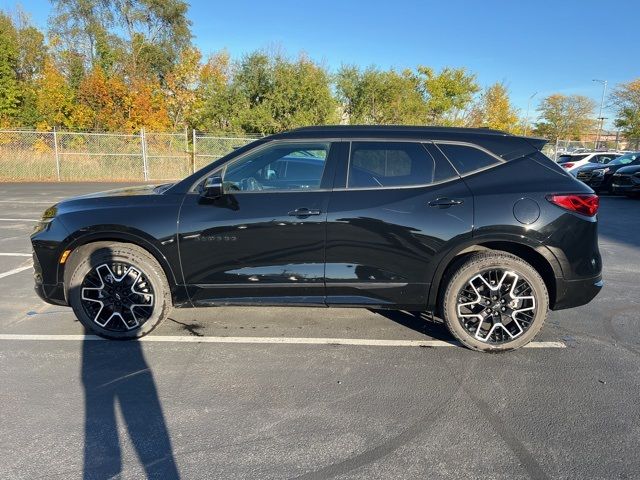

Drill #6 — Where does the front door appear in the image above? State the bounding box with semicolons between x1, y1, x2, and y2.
178;140;339;306
325;140;474;309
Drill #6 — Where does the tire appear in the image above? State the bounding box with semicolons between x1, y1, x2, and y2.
441;251;549;352
67;242;171;339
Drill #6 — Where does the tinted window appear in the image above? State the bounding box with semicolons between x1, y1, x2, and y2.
609;153;640;166
594;154;616;164
347;142;435;188
558;154;588;164
223;143;329;191
437;143;501;174
271;157;325;181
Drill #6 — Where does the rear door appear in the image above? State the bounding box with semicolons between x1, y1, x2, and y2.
324;140;474;309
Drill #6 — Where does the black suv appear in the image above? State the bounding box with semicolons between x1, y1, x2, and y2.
31;126;602;352
576;152;640;192
611;162;640;197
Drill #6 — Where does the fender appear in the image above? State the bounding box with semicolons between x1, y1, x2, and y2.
56;227;185;303
426;232;564;310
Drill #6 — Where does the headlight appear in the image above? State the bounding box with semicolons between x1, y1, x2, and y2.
33;205;58;234
41;205;58;220
592;168;608;176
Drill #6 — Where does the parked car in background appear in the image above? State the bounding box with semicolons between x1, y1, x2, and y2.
576;152;640;193
31;126;603;352
557;152;619;175
611;164;640;197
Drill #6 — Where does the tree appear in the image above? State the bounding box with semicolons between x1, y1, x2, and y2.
164;46;202;130
335;65;427;125
119;0;192;80
0;13;20;125
76;65;128;130
467;82;520;133
610;79;640;149
49;0;118;72
267;54;337;132
50;0;192;80
126;77;171;131
228;51;337;134
195;51;242;133
35;57;86;129
419;66;479;125
77;65;170;132
535;94;596;140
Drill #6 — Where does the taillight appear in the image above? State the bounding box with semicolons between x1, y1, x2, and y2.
546;194;599;217
561;162;575;169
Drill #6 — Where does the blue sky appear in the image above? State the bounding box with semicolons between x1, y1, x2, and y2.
3;0;639;126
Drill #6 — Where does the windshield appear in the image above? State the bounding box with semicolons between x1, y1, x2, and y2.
558;154;588;163
609;153;640;166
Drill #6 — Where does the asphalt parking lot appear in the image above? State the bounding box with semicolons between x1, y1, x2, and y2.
1;183;639;480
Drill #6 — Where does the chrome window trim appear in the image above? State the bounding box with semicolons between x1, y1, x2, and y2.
188;135;509;194
433;140;506;179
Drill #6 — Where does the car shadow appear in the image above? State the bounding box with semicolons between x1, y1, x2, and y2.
75;247;180;479
370;309;454;342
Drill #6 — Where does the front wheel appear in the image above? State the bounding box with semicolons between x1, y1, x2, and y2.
441;252;549;352
68;242;171;339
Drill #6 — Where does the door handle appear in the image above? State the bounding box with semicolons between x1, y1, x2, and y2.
288;208;322;216
428;197;464;208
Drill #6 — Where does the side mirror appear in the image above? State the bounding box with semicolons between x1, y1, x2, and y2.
202;176;223;198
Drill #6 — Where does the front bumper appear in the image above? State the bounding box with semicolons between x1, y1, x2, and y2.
34;281;67;306
32;248;67;305
576;171;607;188
611;174;640;194
553;275;603;310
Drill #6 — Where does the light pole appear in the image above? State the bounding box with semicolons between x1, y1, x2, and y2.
524;91;538;136
593;79;607;149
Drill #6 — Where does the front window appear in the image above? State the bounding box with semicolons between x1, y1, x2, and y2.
221;142;330;192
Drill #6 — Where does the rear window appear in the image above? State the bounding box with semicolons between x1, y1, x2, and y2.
557;154;588;164
348;142;435;188
436;143;500;174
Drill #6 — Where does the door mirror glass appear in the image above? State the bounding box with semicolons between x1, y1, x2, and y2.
202;176;223;198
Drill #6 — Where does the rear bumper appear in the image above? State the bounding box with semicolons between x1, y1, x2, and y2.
553;275;603;310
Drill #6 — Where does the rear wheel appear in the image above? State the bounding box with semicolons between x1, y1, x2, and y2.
441;252;549;352
68;242;171;339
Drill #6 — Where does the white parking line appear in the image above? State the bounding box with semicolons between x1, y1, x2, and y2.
0;200;56;204
0;218;39;222
0;334;566;348
0;253;32;257
0;265;33;279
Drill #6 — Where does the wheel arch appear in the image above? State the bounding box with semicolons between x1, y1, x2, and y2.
58;230;182;306
428;237;563;312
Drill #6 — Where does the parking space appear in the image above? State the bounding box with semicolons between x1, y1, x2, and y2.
1;183;639;479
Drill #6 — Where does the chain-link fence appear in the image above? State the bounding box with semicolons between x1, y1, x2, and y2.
541;135;631;161
542;140;593;160
192;132;262;172
0;129;261;182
